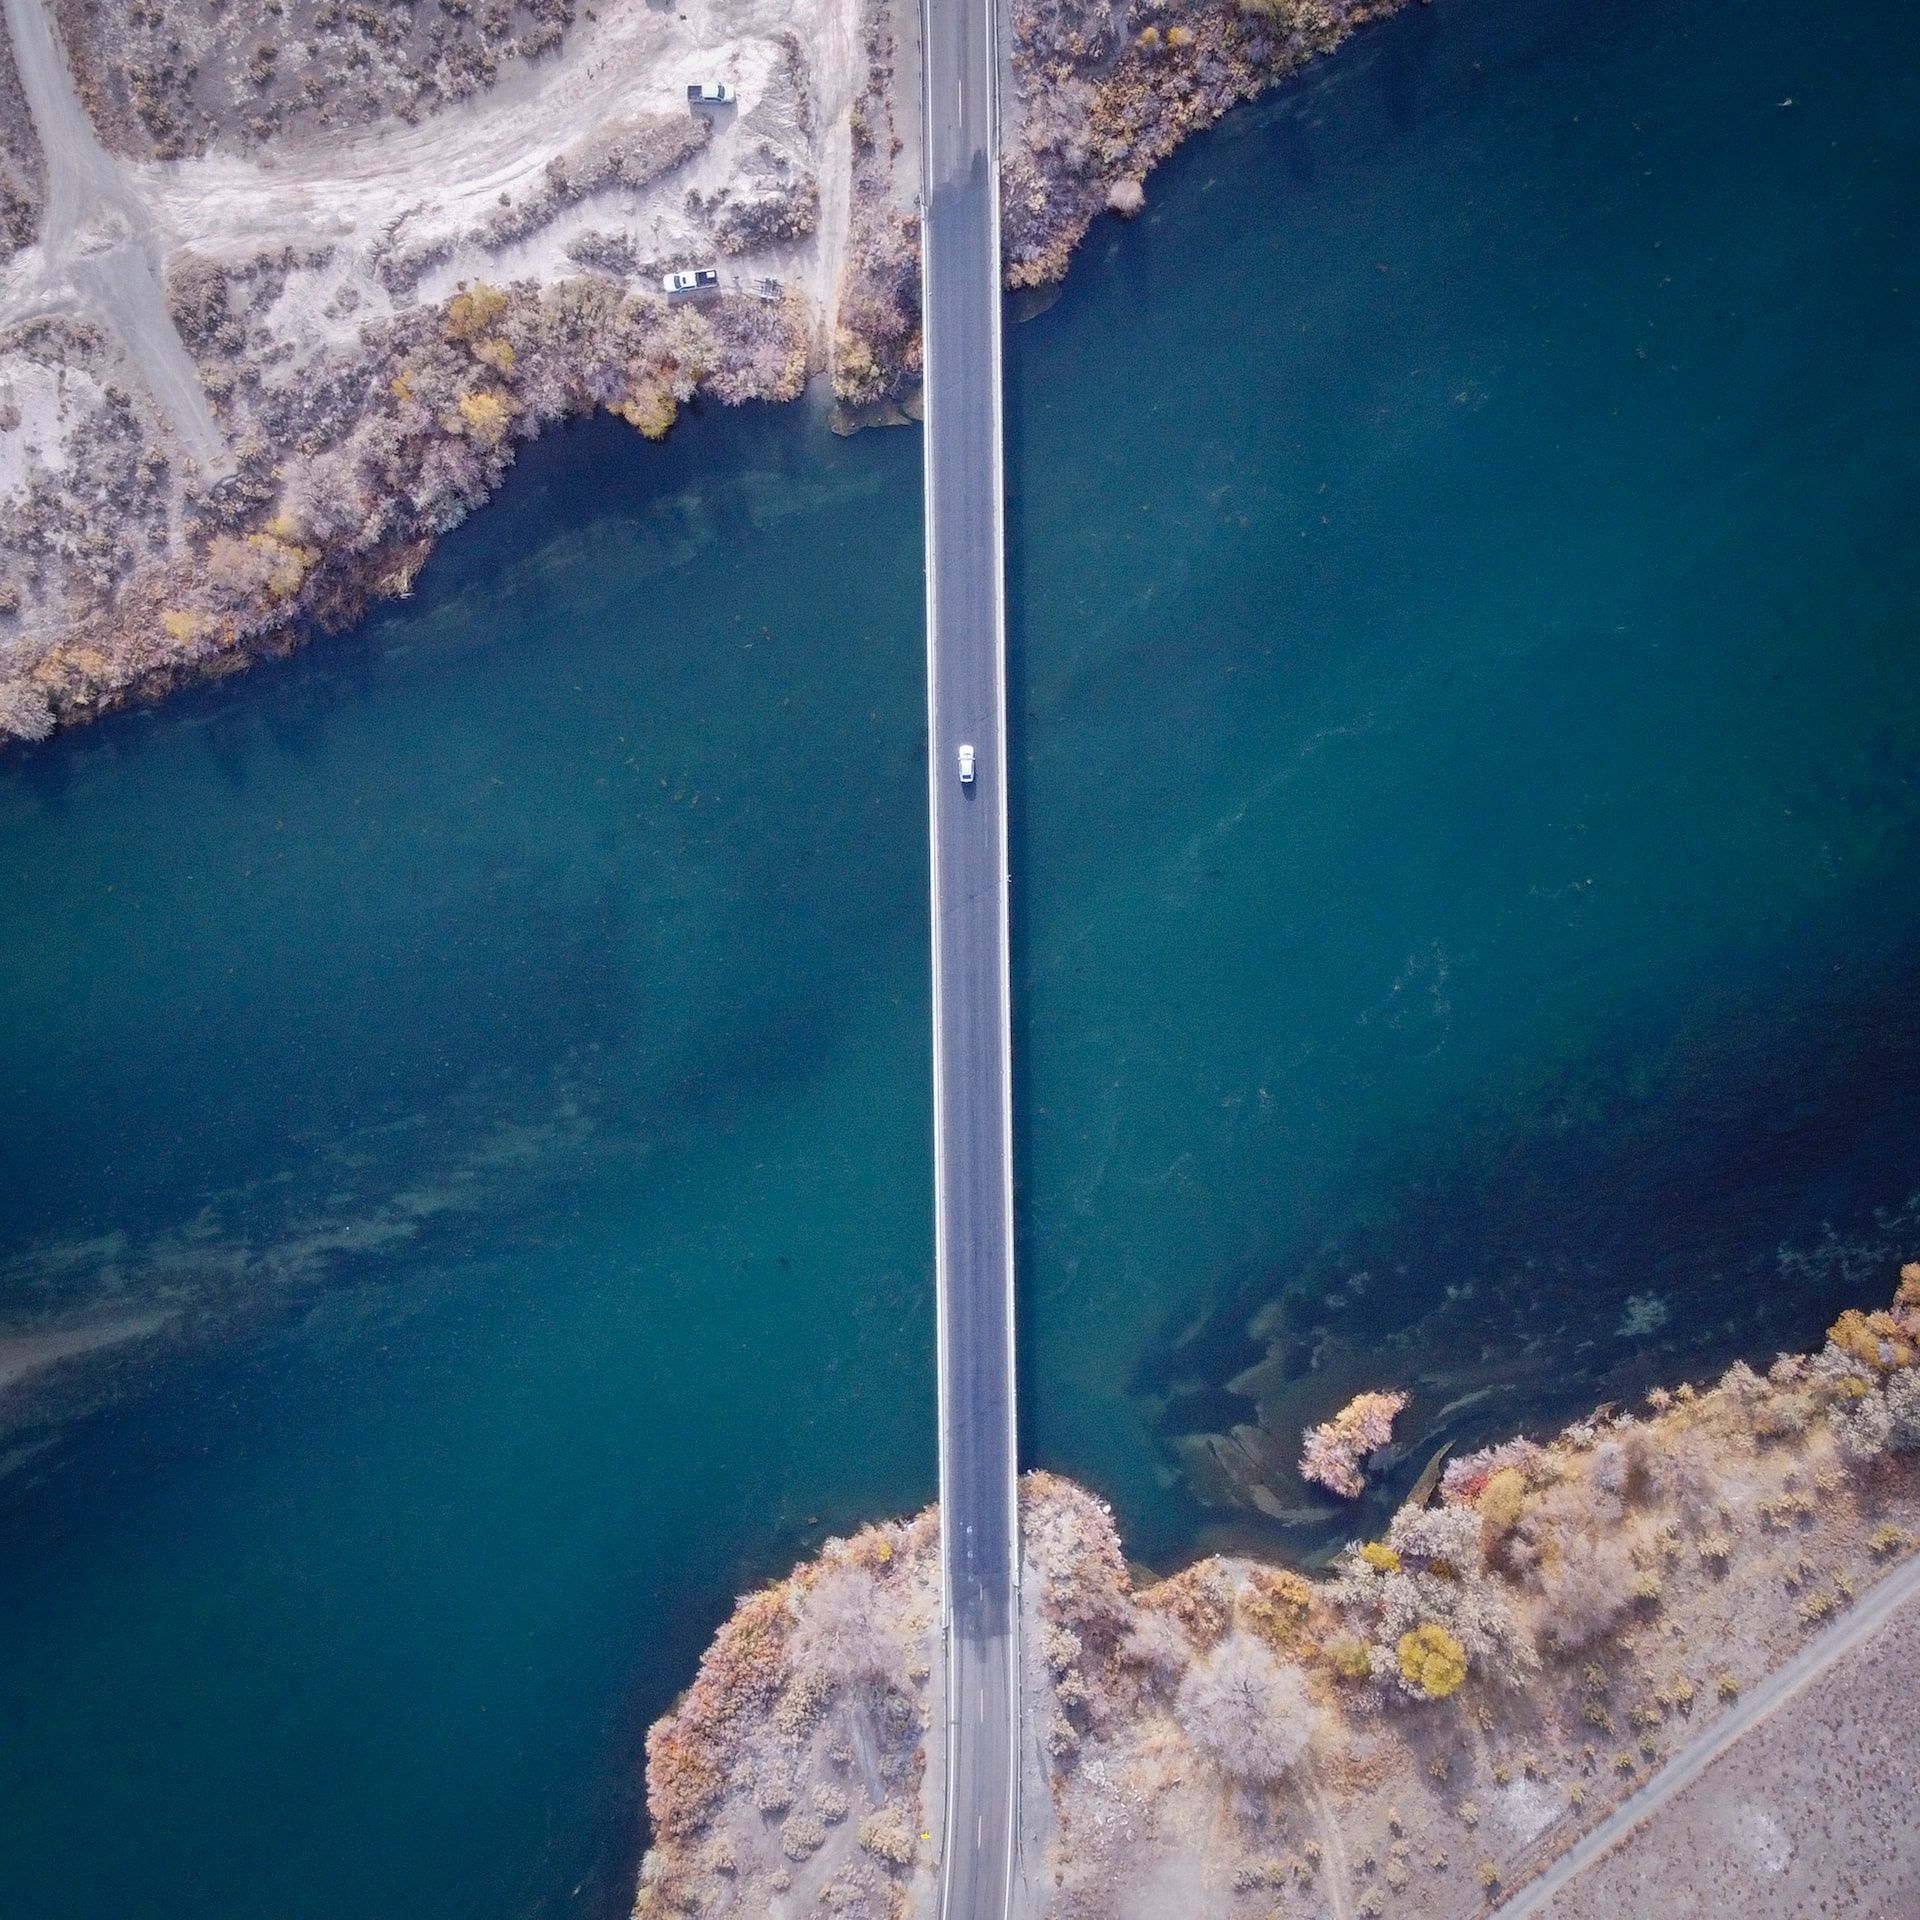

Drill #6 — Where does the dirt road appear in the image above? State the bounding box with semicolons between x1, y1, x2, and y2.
0;0;227;466
1498;1546;1920;1916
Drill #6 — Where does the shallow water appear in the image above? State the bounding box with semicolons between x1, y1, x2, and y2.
2;0;1919;1909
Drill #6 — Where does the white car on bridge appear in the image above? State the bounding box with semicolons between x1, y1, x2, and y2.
686;82;736;105
958;743;975;783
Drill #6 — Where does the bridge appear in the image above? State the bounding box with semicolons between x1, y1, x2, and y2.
917;0;1020;1905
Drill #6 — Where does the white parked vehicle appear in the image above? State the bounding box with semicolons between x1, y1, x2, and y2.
686;82;736;105
957;743;975;783
660;268;721;295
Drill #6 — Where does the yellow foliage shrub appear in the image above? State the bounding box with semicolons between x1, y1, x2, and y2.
246;531;315;600
457;389;514;445
474;335;517;374
444;283;508;342
616;382;680;440
833;331;881;405
1166;23;1193;45
1241;1569;1315;1654
160;608;210;645
846;1527;895;1569
1478;1467;1527;1535
1327;1635;1372;1681
1397;1623;1467;1699
1897;1263;1920;1312
1831;1310;1889;1370
1244;1559;1320;1651
1359;1542;1401;1574
1831;1307;1915;1370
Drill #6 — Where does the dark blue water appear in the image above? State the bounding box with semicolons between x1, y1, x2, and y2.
1011;0;1920;1549
1;0;1918;1910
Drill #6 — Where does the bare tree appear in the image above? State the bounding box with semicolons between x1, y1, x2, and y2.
1535;1533;1634;1652
1176;1631;1316;1783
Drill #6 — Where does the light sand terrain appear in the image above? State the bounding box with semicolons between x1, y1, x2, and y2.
0;1306;176;1391
1524;1576;1920;1919
143;0;865;308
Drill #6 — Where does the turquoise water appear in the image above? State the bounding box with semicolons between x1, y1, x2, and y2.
2;0;1919;1909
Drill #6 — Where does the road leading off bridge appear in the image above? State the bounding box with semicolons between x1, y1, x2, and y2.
917;0;1020;1905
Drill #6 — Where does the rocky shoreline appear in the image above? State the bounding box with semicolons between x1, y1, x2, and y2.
0;0;1411;746
633;1268;1920;1918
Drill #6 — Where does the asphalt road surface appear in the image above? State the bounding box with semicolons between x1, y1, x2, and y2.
917;0;1020;1906
1;0;228;467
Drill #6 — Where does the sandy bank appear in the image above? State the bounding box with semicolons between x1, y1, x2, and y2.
0;1305;176;1392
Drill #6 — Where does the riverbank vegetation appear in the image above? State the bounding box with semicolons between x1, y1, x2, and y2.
636;1266;1920;1917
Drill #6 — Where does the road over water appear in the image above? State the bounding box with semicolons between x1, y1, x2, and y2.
917;0;1019;1907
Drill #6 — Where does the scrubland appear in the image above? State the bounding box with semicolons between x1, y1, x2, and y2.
1004;0;1411;286
634;1266;1920;1918
0;22;42;258
51;0;580;159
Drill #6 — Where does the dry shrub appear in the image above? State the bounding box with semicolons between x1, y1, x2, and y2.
858;1806;915;1867
1117;1605;1191;1680
1240;1567;1318;1656
788;1563;902;1690
1535;1534;1634;1653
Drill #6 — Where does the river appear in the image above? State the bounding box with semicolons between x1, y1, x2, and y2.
1;0;1917;1910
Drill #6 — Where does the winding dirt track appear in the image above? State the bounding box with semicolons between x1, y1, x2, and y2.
1497;1547;1920;1917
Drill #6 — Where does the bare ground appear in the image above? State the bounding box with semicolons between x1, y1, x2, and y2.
1517;1572;1920;1919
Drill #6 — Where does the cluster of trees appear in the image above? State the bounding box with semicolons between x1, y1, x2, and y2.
0;348;174;626
0;32;40;260
830;0;918;406
833;210;919;406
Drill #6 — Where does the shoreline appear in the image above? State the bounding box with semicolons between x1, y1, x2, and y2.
634;1269;1920;1918
0;0;1412;747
